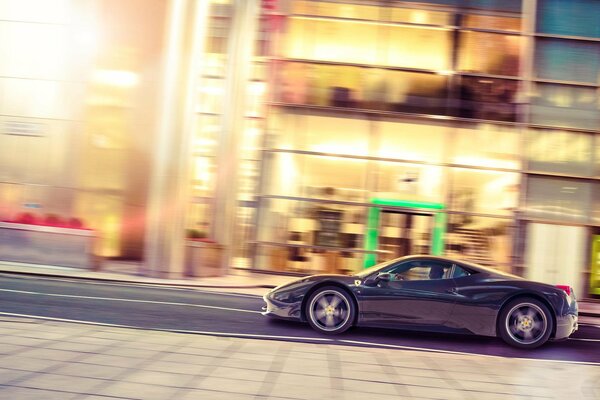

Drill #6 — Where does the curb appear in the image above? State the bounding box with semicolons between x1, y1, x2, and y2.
579;312;600;318
0;270;278;290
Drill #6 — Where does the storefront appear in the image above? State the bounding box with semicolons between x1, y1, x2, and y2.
1;0;599;297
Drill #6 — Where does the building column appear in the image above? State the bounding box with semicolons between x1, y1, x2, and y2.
211;0;260;271
144;0;209;278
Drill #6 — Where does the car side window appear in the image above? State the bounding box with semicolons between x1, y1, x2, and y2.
452;265;471;279
382;260;453;282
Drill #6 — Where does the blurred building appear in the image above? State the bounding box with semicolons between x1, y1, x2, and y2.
0;0;599;298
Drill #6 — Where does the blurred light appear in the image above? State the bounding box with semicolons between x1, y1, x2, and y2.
454;156;519;169
193;137;216;149
75;23;103;57
411;11;428;24
340;6;355;18
436;70;454;76
199;85;224;95
92;70;139;87
194;157;211;186
249;81;266;96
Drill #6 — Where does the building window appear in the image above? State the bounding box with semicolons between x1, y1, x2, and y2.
525;176;591;222
526;129;594;176
537;0;600;38
462;13;521;31
268;112;371;157
535;38;600;84
593;184;600;224
282;16;452;70
449;168;519;216
390;7;451;26
377;119;448;163
445;216;514;271
267;153;368;202
459;32;522;76
456;77;521;122
530;83;599;130
450;124;521;170
384;25;452;70
291;1;380;21
374;162;445;204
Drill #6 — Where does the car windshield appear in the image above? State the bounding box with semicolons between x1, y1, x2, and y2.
354;256;413;279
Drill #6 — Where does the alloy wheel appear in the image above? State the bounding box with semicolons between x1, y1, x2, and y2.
505;302;548;345
308;290;351;332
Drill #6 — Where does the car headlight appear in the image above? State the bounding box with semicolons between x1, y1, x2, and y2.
272;291;292;302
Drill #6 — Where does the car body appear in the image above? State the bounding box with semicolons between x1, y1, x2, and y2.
262;255;578;348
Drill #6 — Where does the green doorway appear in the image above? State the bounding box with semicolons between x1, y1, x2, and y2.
363;198;446;269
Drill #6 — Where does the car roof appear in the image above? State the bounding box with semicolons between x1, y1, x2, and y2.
384;255;518;278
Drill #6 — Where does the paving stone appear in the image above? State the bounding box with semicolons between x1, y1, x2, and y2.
0;368;32;384
15;373;105;394
195;376;264;396
123;369;195;388
52;362;129;380
98;381;180;400
0;355;62;372
0;386;79;400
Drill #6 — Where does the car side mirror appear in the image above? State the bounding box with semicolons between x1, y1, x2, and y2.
377;272;391;283
364;272;391;287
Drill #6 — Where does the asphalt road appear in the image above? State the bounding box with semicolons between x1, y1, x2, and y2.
1;273;598;364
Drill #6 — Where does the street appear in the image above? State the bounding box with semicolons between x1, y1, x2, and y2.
1;274;599;364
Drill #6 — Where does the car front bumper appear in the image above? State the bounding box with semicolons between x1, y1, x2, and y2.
262;293;303;321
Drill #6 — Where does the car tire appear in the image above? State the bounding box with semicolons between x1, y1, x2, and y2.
305;286;355;335
498;297;554;349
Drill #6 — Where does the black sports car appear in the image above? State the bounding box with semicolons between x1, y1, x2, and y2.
263;255;579;349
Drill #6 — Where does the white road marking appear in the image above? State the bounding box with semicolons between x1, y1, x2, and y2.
0;312;334;342
0;288;261;314
0;273;264;298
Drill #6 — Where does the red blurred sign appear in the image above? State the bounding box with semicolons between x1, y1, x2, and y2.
262;0;276;10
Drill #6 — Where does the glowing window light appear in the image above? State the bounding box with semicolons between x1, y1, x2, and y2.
92;70;139;87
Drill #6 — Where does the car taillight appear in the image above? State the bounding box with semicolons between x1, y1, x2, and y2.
556;285;572;296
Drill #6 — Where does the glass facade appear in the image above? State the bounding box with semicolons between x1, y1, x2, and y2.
1;0;599;296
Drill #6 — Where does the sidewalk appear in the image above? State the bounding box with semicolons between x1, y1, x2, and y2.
0;316;598;400
1;260;599;319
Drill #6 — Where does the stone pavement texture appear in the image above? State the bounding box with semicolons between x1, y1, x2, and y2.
0;317;598;400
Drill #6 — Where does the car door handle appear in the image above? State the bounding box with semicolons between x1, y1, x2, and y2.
446;288;457;294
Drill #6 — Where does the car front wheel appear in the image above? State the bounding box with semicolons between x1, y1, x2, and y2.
498;298;553;349
306;286;355;334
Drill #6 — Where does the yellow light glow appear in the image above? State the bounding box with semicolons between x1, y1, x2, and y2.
194;157;211;187
199;85;224;95
411;11;428;24
311;143;369;157
74;21;103;58
92;70;139;87
249;81;266;96
453;156;520;170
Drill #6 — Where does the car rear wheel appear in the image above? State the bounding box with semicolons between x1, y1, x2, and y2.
498;298;553;349
306;286;355;335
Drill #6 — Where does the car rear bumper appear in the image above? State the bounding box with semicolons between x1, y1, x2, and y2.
554;313;578;340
